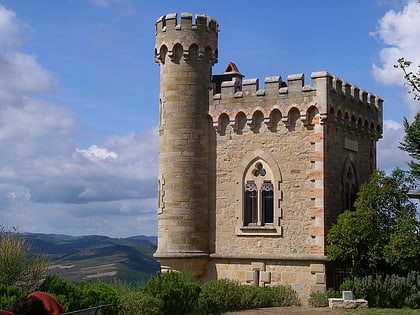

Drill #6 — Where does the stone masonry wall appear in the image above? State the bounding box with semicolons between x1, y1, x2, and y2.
154;11;383;302
206;71;382;299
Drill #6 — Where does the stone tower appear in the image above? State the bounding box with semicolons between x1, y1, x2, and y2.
154;12;383;300
154;13;218;276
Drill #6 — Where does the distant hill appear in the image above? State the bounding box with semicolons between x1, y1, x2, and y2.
24;233;160;284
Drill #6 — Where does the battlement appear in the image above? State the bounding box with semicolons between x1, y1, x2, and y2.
155;12;218;35
321;72;383;109
210;70;383;138
155;13;218;65
212;71;383;111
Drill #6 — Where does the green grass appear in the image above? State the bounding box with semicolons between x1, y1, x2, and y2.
343;309;420;315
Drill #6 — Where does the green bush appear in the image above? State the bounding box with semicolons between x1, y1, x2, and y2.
405;271;420;309
339;271;420;308
326;288;341;298
198;279;244;314
238;285;273;309
0;283;26;310
308;291;328;307
40;274;118;313
76;282;118;314
0;227;48;290
267;285;301;307
118;290;163;315
142;272;201;315
308;288;340;307
39;274;80;311
198;280;300;314
339;277;354;292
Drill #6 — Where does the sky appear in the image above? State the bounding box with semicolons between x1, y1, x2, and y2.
0;0;419;238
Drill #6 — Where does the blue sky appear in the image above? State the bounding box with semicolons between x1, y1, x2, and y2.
0;0;419;237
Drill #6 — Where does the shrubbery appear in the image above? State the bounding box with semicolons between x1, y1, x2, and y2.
4;270;420;313
39;275;119;314
308;288;340;307
198;278;300;314
142;271;201;315
0;272;301;314
0;284;25;310
340;271;420;308
198;279;243;314
118;289;162;315
0;227;48;291
267;284;301;307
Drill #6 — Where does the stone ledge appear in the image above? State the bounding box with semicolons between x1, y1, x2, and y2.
328;298;368;309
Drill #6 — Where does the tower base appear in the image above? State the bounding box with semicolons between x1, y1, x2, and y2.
154;252;209;277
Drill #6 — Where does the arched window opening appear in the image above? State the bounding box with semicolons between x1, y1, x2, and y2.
234;112;247;134
218;113;230;136
172;44;183;64
250;111;264;133
245;181;258;225
268;109;281;132
344;112;350;121
343;162;357;211
244;160;274;226
188;44;199;62
287;107;300;131
261;181;274;224
158;45;168;64
306;106;319;129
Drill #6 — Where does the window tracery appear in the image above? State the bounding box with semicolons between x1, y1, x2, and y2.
244;160;274;227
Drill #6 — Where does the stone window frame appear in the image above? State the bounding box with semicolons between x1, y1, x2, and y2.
244;163;274;226
236;149;282;236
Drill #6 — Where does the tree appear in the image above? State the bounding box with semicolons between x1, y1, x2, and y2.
395;58;420;179
0;226;49;290
399;112;420;179
326;169;420;276
394;57;420;101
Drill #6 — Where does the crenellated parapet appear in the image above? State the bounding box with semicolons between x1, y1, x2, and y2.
155;13;218;65
210;70;383;139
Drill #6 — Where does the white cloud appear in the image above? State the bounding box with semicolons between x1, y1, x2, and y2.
0;127;158;235
0;98;73;145
76;145;118;161
0;4;28;48
0;4;158;237
372;0;420;170
0;5;54;105
0;52;57;104
377;119;411;171
372;0;420;92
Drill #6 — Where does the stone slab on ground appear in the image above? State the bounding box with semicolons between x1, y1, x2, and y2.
329;298;368;309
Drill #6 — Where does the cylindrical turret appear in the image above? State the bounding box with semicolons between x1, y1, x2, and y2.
154;12;218;275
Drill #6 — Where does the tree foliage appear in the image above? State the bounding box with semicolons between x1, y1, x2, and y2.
395;57;420;101
394;58;420;179
326;169;420;276
399;112;420;179
0;226;49;290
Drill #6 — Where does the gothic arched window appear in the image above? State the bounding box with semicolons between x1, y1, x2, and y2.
343;162;357;211
244;161;274;226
